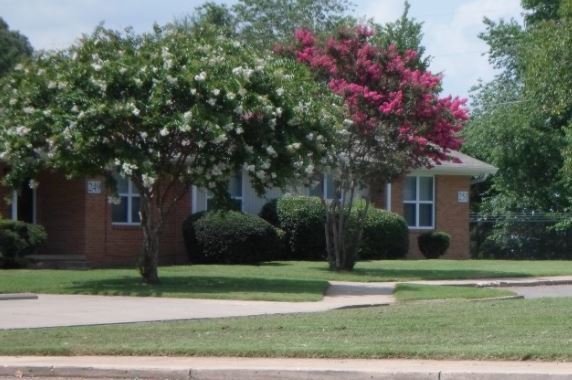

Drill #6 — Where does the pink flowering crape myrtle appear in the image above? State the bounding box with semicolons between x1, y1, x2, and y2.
294;26;468;168
289;26;469;271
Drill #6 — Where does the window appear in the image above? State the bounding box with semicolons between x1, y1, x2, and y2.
309;174;335;200
112;176;141;224
403;176;434;229
207;171;243;211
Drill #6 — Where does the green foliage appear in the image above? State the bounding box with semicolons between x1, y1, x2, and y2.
0;220;47;268
464;1;572;228
261;196;409;261
182;210;280;264
359;208;408;260
0;18;32;76
417;231;450;259
260;196;326;260
371;0;430;70
471;219;572;260
232;0;355;49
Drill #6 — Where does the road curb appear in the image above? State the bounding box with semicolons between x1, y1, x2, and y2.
1;365;571;380
0;293;38;301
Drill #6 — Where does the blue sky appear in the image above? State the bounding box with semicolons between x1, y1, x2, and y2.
1;0;522;100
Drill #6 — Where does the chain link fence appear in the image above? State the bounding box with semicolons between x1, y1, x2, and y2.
470;212;572;259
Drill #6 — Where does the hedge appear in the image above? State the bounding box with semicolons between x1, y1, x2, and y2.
260;196;409;261
418;231;451;259
359;208;409;260
0;220;47;268
260;196;326;260
182;210;280;264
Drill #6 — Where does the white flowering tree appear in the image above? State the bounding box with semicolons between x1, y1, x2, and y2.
0;24;340;283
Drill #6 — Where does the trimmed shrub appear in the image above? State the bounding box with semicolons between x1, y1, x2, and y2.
418;231;450;259
260;196;326;260
261;196;409;261
359;208;409;260
182;210;280;264
0;220;47;268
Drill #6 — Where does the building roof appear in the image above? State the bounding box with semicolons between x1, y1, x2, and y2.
408;150;498;177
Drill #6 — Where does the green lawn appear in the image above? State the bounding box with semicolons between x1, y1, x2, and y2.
1;260;571;301
3;298;572;361
394;283;515;302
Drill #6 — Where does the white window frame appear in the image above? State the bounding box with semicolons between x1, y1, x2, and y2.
112;178;141;226
11;188;37;224
206;171;244;212
310;174;336;200
403;175;435;230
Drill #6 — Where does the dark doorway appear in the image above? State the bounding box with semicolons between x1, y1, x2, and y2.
16;182;35;223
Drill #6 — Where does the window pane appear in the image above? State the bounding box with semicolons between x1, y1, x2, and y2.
115;176;129;194
404;203;416;227
309;177;324;197
131;181;140;195
131;197;141;223
231;198;242;211
206;197;215;211
419;177;433;201
325;175;335;199
112;197;128;223
229;172;242;197
404;177;417;201
419;204;433;227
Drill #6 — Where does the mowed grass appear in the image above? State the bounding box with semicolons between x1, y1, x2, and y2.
394;284;516;302
1;260;572;301
2;298;572;360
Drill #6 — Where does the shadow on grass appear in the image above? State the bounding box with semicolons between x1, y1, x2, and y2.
317;266;530;281
65;275;328;299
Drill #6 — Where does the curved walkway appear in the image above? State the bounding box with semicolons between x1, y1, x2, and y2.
2;275;572;330
0;281;396;330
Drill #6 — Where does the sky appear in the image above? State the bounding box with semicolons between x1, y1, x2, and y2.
1;0;523;100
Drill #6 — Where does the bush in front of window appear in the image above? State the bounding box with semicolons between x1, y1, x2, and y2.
418;231;451;259
0;220;47;268
182;210;280;264
359;208;409;260
260;196;326;260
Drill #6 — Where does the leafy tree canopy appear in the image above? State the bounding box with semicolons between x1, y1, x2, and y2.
0;17;33;76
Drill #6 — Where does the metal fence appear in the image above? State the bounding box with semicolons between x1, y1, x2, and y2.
469;212;572;259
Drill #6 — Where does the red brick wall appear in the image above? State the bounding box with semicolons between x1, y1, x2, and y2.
36;171;86;255
373;175;471;259
83;177;191;266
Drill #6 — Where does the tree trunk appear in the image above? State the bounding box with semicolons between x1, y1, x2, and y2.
138;194;161;284
325;183;368;272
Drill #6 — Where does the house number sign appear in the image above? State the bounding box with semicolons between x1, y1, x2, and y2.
457;191;469;203
87;180;102;194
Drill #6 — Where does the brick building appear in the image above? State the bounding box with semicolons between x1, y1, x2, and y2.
1;150;495;266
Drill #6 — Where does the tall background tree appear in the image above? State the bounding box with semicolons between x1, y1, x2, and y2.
463;0;572;258
0;17;32;76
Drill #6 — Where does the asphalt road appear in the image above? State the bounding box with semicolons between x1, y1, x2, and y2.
507;284;572;299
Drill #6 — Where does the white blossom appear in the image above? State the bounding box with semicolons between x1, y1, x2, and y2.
166;75;178;85
194;71;207;81
276;87;284;96
23;106;35;114
132;107;140;117
212;89;220;96
266;145;277;157
226;92;236;100
208;98;217;106
142;174;156;188
235;126;244;135
159;127;169;136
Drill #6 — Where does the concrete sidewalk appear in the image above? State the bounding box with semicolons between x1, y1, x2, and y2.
2;275;572;330
0;282;395;330
1;356;571;379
